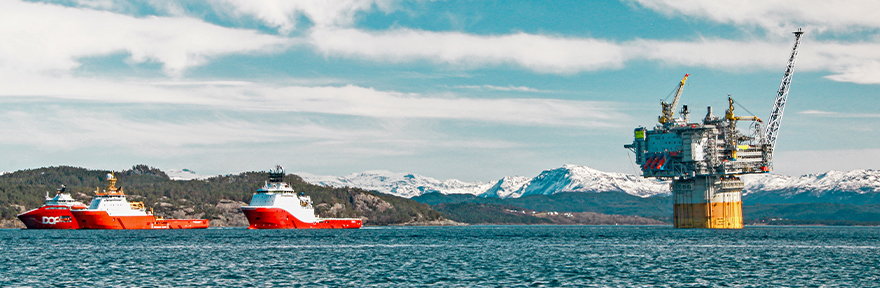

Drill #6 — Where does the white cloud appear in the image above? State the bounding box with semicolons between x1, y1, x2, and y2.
823;60;880;84
0;105;441;164
630;38;789;70
309;28;627;73
0;101;537;176
304;26;880;84
210;0;395;34
625;0;880;84
630;0;880;34
0;110;281;150
0;71;625;127
799;110;838;115
453;85;543;92
8;1;880;84
797;110;880;118
149;80;255;87
169;84;627;127
0;0;291;76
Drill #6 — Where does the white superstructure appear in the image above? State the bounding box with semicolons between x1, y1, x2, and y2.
44;186;85;207
80;173;151;217
245;180;321;223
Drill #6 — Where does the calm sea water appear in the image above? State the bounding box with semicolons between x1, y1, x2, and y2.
1;225;879;287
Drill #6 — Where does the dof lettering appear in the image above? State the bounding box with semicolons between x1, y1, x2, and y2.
42;216;61;225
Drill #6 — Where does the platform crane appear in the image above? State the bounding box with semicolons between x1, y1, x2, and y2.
659;74;689;125
763;28;805;165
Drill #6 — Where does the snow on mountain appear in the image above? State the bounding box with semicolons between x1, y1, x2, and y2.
299;165;671;199
509;165;670;198
296;170;494;199
742;169;880;197
298;164;880;201
481;176;532;198
166;169;209;181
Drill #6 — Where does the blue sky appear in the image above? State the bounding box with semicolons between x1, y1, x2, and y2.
1;0;879;181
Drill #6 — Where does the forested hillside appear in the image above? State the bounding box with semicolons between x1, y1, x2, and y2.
0;165;446;226
413;191;673;218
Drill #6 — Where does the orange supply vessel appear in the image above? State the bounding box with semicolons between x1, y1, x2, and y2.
241;166;362;229
17;185;87;229
71;173;209;229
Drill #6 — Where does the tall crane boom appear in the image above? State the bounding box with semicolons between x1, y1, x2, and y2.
764;29;804;163
659;74;689;124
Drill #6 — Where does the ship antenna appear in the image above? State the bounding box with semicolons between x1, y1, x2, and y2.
268;165;284;183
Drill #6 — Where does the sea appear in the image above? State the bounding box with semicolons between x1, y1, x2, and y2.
1;225;879;287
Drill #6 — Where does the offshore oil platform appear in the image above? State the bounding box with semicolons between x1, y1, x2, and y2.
625;29;804;229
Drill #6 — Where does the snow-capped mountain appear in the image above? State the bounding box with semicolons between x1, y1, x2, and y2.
510;165;670;198
166;169;210;181
481;176;532;198
296;170;495;199
743;170;880;195
298;166;880;202
741;169;880;204
298;165;671;199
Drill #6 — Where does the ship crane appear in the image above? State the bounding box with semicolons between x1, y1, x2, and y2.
624;29;804;229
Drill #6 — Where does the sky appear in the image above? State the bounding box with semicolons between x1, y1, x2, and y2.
1;0;879;181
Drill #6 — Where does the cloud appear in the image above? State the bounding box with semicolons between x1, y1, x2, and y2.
0;109;281;150
630;0;880;33
630;38;790;70
0;101;536;176
799;110;838;115
798;110;880;118
633;38;880;84
304;26;880;84
822;60;880;84
209;0;395;34
452;85;543;92
8;1;880;84
0;0;291;76
309;28;627;73
0;105;439;162
0;71;625;127
175;84;627;127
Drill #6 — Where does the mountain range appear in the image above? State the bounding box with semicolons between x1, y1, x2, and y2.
742;170;880;204
299;165;880;204
298;165;670;199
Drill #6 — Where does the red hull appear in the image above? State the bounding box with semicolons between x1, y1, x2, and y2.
71;210;209;230
241;207;361;229
17;206;80;229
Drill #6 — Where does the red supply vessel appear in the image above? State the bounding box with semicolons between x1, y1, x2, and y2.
17;186;87;229
241;166;362;229
71;173;209;229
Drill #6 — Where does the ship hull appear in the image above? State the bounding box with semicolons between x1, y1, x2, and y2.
241;207;361;229
17;206;80;229
71;210;209;230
